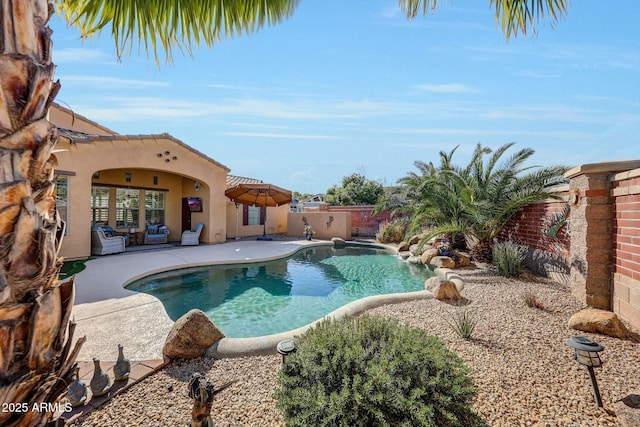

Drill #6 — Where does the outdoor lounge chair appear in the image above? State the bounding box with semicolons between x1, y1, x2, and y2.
91;227;126;255
144;225;169;244
102;225;129;246
181;223;203;246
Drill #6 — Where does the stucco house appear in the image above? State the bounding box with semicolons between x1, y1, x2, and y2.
50;103;289;260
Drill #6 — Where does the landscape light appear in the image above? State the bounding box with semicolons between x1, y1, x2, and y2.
565;336;605;407
276;339;296;364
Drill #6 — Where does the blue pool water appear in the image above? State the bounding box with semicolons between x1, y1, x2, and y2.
126;245;433;337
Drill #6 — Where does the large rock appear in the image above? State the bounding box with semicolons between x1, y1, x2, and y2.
429;256;455;269
453;252;471;268
425;277;461;300
567;308;630;339
409;244;421;256
163;309;225;359
331;237;346;248
407;255;422;264
398;241;411;252
420;248;439;265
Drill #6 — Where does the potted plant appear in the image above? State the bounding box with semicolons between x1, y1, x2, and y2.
436;237;452;256
304;225;315;241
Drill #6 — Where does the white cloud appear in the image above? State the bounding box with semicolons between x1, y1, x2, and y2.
54;47;112;64
414;83;479;93
59;75;169;89
219;132;341;140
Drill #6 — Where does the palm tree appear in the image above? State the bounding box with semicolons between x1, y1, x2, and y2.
400;143;569;262
0;1;569;425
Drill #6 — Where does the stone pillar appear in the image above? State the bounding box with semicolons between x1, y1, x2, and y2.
566;160;640;311
568;173;612;309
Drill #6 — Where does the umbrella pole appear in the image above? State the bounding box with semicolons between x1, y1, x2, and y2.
235;203;240;240
263;209;267;237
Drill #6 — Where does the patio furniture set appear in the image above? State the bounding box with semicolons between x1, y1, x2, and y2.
90;224;203;255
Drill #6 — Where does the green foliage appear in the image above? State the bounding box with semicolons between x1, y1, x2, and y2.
276;314;481;427
392;143;569;261
57;0;300;65
493;241;528;277
376;218;409;243
445;308;478;340
324;173;384;206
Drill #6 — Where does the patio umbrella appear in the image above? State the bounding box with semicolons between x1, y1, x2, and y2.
225;183;293;239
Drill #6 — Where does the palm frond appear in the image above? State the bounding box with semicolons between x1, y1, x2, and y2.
56;0;301;65
399;0;569;39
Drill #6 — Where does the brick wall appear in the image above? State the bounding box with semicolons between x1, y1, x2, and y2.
500;199;571;257
498;188;571;283
612;168;640;329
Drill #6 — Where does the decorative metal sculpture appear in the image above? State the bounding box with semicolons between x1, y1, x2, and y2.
188;373;237;427
114;344;131;381
66;366;88;407
90;358;111;397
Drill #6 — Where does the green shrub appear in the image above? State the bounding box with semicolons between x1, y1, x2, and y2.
445;308;478;340
275;314;481;427
493;241;527;277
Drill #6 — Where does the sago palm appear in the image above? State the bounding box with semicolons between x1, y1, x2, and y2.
1;1;568;426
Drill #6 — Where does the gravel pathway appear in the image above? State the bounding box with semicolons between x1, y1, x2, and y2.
70;264;640;427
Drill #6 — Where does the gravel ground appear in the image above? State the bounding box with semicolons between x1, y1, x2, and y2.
70;264;640;427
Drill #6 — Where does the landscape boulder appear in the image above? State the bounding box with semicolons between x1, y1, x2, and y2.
398;240;411;252
163;309;224;359
407;255;422;264
331;237;347;248
453;252;471;268
429;256;456;269
425;277;461;300
420;248;439;265
398;251;411;260
567;308;630;339
409;244;421;256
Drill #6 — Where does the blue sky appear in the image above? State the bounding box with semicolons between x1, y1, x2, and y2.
50;1;640;195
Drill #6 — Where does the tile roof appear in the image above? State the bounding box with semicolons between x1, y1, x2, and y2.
226;175;263;188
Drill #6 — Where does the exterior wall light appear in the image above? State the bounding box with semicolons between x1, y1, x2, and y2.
565;336;605;407
276;339;296;364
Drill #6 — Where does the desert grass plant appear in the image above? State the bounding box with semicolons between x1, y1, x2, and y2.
276;314;481;427
445;308;478;340
493;240;528;277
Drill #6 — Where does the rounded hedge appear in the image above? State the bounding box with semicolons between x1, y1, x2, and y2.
275;314;481;427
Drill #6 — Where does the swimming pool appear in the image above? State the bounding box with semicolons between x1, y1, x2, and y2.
126;245;433;337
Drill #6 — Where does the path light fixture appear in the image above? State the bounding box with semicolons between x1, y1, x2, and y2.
565;336;605;407
276;339;296;364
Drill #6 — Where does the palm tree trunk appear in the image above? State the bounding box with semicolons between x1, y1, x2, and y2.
471;240;494;263
0;2;84;426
